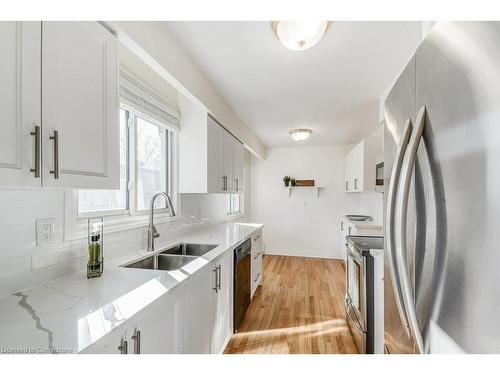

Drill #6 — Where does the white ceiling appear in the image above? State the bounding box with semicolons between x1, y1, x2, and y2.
163;21;423;148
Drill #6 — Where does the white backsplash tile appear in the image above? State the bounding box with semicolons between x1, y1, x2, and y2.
0;190;241;298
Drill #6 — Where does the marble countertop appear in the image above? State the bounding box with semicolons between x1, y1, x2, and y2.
0;221;263;354
342;216;383;230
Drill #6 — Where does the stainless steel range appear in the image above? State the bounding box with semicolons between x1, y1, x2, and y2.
345;236;384;354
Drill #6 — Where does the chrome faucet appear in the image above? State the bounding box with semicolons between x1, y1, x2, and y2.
147;192;176;252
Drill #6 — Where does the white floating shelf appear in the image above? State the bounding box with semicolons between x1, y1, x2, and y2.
284;186;324;198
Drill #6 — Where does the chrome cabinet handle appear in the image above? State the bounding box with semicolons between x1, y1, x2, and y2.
213;266;218;293
395;106;426;353
254;273;261;283
30;125;41;178
222;175;228;191
217;265;221;290
118;339;128;354
354;178;358;190
49;130;59;179
386;117;413;338
341;221;344;231
235;178;239;191
346;181;349;191
131;329;141;354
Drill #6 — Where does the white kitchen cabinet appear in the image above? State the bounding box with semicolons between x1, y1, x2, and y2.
212;250;233;353
232;137;244;193
183;263;216;353
41;22;119;189
0;21;119;189
222;129;234;193
81;287;183;354
251;229;263;298
344;126;383;193
183;250;234;354
178;105;245;194
207;115;225;193
0;22;41;186
129;286;183;354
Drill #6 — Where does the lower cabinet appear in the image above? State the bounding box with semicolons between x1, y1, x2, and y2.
82;248;235;354
183;250;233;354
81;286;183;354
212;250;233;353
251;229;263;298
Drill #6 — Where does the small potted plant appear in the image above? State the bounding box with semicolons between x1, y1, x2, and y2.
283;175;291;187
291;178;296;187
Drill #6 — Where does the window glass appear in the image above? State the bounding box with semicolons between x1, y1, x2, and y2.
78;109;128;213
136;116;168;211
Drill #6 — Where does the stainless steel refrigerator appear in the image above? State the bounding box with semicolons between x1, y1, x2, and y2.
384;21;500;354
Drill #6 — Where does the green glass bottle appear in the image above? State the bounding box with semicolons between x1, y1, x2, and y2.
87;234;101;278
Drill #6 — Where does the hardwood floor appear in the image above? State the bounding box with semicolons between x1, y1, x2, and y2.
224;255;358;354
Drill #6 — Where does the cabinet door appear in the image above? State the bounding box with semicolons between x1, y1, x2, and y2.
232;138;244;193
212;250;233;353
344;150;352;192
207;116;224;193
339;219;346;259
41;21;119;189
183;264;216;353
353;141;364;191
0;22;41;187
222;131;234;193
132;287;183;354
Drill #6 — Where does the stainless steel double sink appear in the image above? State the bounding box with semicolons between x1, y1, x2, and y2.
123;243;218;271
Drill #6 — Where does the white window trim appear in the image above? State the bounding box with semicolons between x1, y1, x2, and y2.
65;111;181;242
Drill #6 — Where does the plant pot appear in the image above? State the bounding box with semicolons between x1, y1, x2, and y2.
284;181;290;187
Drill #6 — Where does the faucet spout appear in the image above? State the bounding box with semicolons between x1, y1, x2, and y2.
147;192;176;252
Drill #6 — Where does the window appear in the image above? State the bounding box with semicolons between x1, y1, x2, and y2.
78;105;174;217
226;194;242;215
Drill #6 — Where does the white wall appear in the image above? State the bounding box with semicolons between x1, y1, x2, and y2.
0;190;245;298
250;146;383;259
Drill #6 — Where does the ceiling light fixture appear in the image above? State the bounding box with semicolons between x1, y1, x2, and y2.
272;21;330;51
289;128;313;141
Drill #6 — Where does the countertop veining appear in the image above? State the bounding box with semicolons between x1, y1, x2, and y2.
0;221;263;353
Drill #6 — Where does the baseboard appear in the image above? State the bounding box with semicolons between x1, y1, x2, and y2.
264;249;344;260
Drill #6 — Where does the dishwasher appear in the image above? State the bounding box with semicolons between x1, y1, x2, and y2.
233;238;251;332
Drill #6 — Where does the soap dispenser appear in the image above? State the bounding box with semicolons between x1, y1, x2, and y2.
87;217;103;278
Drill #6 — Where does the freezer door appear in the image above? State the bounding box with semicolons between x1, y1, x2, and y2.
383;56;416;354
415;21;500;353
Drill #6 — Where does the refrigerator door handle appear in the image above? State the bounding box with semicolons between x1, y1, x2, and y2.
386;117;413;337
395;105;427;353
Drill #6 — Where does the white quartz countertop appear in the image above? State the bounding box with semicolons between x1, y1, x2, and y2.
0;221;263;354
342;216;383;230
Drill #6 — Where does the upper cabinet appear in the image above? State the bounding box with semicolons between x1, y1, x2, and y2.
179;110;244;194
41;22;119;189
0;22;41;186
344;126;383;193
0;21;119;189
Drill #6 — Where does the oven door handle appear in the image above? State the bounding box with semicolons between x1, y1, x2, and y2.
395;106;427;354
386;117;413;337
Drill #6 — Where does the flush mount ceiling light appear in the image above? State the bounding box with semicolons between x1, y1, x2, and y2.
272;21;330;51
289;128;313;141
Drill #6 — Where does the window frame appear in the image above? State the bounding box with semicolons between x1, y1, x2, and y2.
226;193;243;216
76;104;178;222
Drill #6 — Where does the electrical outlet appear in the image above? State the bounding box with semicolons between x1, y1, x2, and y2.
36;218;55;245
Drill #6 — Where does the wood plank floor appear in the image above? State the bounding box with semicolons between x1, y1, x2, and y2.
224;255;358;354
